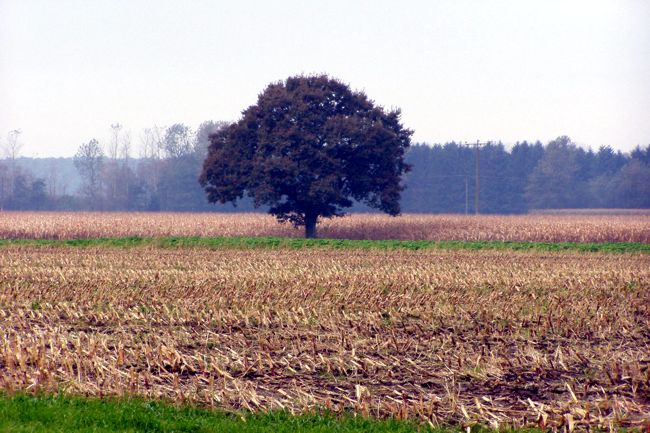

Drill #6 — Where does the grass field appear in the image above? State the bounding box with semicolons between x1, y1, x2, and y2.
1;240;648;430
1;393;454;433
1;236;649;253
1;212;649;243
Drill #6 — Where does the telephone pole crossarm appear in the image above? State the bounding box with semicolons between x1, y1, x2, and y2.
463;141;490;215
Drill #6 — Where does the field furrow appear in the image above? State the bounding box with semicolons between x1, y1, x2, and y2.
1;246;648;429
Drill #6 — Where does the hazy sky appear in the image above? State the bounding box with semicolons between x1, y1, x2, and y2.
1;0;649;157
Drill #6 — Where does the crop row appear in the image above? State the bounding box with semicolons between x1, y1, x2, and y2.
1;246;648;429
0;212;649;242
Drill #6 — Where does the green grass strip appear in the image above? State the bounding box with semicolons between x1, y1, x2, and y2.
0;236;648;253
0;393;543;433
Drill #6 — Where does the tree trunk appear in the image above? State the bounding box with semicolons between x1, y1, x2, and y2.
304;213;318;239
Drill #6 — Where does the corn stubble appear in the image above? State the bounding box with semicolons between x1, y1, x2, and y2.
1;246;648;430
1;211;649;242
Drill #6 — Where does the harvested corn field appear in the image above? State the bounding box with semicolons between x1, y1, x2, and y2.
1;211;649;243
1;245;648;430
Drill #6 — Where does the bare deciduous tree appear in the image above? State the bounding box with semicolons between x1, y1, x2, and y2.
74;139;104;209
4;129;23;197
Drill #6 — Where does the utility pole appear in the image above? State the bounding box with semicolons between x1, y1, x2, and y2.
464;141;489;215
464;176;469;215
474;140;480;215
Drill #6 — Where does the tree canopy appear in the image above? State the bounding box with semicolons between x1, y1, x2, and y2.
199;75;412;237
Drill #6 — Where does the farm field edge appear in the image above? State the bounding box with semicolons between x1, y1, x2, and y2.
0;392;554;433
0;235;649;253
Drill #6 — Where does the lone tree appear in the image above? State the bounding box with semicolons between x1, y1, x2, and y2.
200;75;412;238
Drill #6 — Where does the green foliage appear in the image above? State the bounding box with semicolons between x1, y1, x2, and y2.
0;236;647;253
525;136;582;209
200;75;412;237
0;393;465;433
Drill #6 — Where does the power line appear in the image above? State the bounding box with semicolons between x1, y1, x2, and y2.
465;176;469;215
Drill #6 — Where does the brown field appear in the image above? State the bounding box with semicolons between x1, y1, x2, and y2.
1;211;649;243
1;245;648;429
530;209;650;216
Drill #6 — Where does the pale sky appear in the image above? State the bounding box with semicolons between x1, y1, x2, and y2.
1;0;649;157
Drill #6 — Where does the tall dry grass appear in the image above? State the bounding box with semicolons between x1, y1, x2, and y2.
1;211;649;242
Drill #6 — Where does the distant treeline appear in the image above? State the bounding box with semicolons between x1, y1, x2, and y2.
1;124;649;213
404;137;650;213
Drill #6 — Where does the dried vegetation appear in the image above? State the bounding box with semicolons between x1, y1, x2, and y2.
1;246;648;430
0;211;649;243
